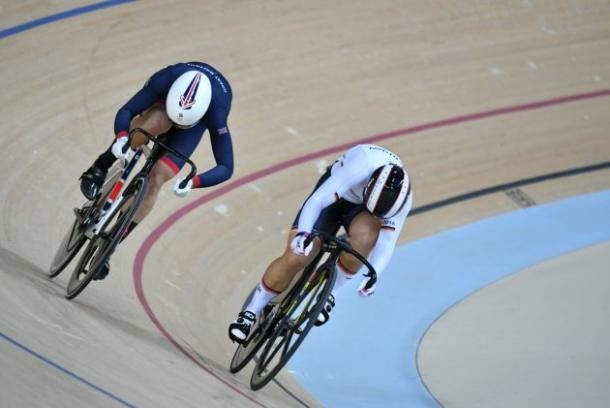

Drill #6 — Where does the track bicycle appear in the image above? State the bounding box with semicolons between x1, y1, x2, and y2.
48;128;196;300
230;231;377;390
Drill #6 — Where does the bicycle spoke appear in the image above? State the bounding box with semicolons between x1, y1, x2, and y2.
257;323;289;373
282;324;296;358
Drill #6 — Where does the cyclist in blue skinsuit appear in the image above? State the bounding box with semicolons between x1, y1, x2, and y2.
79;62;234;279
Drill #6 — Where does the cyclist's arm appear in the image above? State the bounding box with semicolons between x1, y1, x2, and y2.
297;149;369;233
367;232;395;277
113;67;173;138
192;109;234;188
367;194;412;276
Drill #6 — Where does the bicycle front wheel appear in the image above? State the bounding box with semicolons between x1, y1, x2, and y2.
230;304;277;374
49;165;125;278
65;177;147;300
249;264;336;390
48;208;88;278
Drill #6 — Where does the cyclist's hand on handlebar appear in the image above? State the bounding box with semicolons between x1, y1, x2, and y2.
357;271;376;297
173;177;193;197
291;231;313;256
111;136;132;161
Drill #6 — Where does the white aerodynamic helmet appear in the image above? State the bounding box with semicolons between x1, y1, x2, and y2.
363;164;410;219
166;70;212;129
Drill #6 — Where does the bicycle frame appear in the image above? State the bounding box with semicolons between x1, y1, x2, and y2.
283;250;339;319
267;233;377;326
306;231;378;289
84;149;144;238
82;127;197;239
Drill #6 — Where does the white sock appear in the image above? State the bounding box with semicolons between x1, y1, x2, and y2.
244;280;280;316
331;258;357;296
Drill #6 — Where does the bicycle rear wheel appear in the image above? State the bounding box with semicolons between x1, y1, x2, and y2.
249;264;336;390
65;177;147;300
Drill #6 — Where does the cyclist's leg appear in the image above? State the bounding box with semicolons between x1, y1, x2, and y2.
259;230;322;294
241;167;343;315
229;230;322;342
341;210;380;272
259;202;375;304
126;160;175;227
130;124;204;226
329;209;380;293
94;105;172;173
129;105;173;148
251;167;335;298
309;209;380;325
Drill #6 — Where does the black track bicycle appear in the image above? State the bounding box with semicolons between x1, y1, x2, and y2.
230;231;377;390
48;128;196;300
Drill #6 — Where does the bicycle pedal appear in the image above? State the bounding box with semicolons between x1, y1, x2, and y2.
261;304;274;321
74;206;90;218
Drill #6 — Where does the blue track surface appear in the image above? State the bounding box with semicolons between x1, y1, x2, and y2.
290;189;610;407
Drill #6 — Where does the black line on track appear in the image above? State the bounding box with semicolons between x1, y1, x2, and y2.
272;378;312;408
410;161;610;216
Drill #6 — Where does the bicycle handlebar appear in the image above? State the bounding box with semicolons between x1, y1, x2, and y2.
304;231;378;290
126;128;197;189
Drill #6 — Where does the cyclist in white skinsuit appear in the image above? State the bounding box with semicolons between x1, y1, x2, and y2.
229;144;413;343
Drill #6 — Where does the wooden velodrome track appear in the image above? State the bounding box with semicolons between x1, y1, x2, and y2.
1;1;609;407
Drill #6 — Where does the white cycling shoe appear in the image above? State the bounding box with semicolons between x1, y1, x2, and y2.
229;310;256;343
